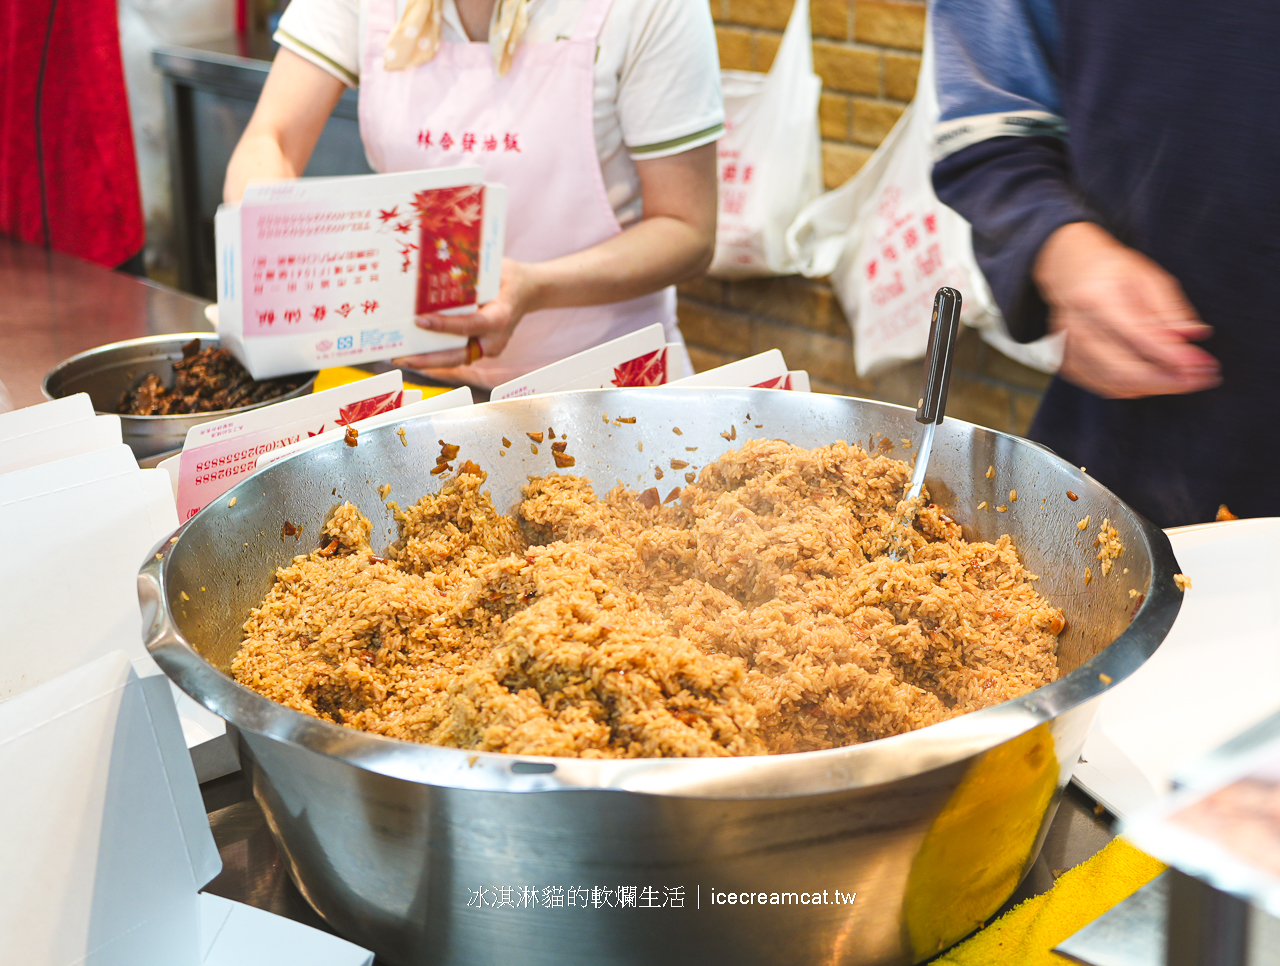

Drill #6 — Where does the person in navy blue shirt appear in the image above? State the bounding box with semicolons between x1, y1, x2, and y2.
931;0;1278;528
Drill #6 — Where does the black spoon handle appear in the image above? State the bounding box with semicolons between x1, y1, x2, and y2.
916;287;963;426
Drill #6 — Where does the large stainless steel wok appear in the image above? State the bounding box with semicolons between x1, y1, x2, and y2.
138;388;1182;966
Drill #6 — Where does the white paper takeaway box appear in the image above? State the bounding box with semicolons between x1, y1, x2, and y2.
0;653;212;966
217;168;506;379
0;391;94;443
0;651;375;965
1074;519;1280;817
488;324;670;400
0;445;176;699
0;434;236;781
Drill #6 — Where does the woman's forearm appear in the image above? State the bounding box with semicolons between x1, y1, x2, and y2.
522;143;718;311
522;214;714;314
223;48;347;203
224;133;299;203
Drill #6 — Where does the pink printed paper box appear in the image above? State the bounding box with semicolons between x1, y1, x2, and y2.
489;325;669;401
160;372;413;522
216;170;506;380
665;350;809;391
239;203;389;337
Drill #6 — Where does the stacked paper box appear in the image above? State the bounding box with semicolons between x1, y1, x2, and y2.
488;324;811;400
255;385;474;470
0;394;374;965
154;369;478;520
0;392;235;780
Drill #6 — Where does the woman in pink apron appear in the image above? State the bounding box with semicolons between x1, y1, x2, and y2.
224;0;721;388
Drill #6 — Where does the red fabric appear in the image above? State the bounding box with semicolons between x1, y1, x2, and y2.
0;0;144;267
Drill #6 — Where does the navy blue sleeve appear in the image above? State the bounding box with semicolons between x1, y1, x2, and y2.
933;137;1089;342
930;0;1091;343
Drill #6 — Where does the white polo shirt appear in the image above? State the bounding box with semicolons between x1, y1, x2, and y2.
275;0;724;227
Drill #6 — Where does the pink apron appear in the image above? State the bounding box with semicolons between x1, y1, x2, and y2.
359;0;687;388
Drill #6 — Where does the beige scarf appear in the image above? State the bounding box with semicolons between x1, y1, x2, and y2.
383;0;531;76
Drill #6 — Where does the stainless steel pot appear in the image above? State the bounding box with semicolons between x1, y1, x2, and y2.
43;333;317;460
138;388;1182;966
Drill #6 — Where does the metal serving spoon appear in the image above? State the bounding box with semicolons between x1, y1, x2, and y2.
906;286;963;501
889;286;962;557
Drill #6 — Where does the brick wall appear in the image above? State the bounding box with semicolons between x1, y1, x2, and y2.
680;0;1050;436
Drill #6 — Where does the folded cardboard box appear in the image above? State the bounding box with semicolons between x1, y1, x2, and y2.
217;168;506;379
0;650;373;966
0;398;236;781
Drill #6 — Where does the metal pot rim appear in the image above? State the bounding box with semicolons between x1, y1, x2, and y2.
42;332;318;421
139;389;1183;799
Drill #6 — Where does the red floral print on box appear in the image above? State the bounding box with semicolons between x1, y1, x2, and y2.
414;185;484;314
611;348;668;387
753;374;794;390
337;390;404;426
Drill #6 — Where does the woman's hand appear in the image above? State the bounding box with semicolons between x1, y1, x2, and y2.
394;143;717;375
1034;222;1221;398
394;258;540;369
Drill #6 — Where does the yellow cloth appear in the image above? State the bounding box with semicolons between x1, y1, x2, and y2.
314;366;446;396
934;838;1167;966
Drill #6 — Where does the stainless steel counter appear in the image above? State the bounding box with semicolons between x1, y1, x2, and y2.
0;237;210;410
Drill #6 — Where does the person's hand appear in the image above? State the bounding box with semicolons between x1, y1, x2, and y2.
1033;222;1221;399
393;258;540;370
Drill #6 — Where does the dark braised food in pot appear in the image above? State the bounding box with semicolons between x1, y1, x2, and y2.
118;339;304;415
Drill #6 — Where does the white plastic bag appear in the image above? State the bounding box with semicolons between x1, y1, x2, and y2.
785;25;1062;377
708;0;823;279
